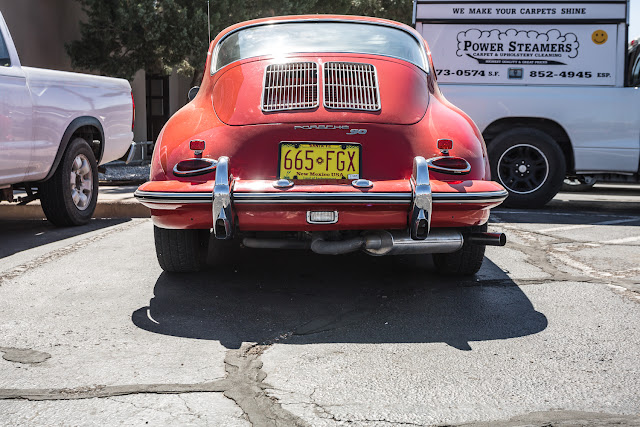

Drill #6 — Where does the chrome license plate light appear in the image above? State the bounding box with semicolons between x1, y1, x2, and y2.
307;211;338;224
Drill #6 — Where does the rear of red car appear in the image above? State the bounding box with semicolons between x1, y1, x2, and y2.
135;16;507;274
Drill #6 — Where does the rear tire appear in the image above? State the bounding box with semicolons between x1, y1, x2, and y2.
433;224;487;276
39;137;98;226
488;128;566;208
154;226;209;272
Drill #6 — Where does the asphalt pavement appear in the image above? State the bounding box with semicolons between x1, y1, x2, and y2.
0;185;639;426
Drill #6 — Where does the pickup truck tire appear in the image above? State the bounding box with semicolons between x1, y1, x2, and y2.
39;138;98;226
488;128;566;208
433;223;487;276
154;226;209;272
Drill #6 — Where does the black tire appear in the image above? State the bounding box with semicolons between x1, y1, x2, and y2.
488;128;566;208
39;138;98;226
154;226;209;272
433;224;487;276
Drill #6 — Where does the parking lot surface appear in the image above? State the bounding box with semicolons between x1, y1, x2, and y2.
0;185;639;426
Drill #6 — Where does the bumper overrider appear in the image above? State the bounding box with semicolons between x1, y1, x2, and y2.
135;156;508;254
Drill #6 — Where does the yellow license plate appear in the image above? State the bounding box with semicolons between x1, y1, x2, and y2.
278;143;361;180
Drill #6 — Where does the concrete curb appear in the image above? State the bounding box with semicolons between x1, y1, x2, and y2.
0;201;151;220
0;185;150;221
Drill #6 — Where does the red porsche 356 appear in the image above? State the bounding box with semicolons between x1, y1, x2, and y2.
135;15;508;274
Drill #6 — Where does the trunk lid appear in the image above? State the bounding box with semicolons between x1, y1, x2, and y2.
211;55;429;126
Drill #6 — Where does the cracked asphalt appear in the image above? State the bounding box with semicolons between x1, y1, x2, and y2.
0;184;639;426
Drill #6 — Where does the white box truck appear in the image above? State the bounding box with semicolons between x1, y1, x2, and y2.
415;0;640;207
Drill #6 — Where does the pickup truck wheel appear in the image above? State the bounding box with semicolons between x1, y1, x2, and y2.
489;128;566;208
154;226;209;272
39;138;98;226
433;224;487;276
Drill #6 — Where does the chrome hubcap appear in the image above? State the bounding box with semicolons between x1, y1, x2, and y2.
70;154;93;210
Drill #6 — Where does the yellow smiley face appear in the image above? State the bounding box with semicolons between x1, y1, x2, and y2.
592;30;608;44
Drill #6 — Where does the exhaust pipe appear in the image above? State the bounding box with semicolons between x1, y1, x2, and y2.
242;238;310;250
311;235;367;255
467;232;506;246
242;236;366;254
362;230;463;256
242;229;464;256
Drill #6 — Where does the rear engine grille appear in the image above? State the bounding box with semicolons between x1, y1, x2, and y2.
323;62;380;111
262;62;319;112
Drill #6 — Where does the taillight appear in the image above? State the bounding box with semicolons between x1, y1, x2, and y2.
189;139;206;151
427;156;471;175
437;138;453;151
131;92;135;132
173;158;217;177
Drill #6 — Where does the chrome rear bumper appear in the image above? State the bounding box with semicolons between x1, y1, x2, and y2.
410;156;431;240
134;189;508;205
212;156;232;239
134;156;508;240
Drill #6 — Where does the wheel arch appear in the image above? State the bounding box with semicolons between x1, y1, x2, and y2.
40;116;104;182
482;117;574;173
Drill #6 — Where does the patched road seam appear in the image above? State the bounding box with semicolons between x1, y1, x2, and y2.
223;344;309;426
0;343;309;427
0;380;229;401
490;220;640;295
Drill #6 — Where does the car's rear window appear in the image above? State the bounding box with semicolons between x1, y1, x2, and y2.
213;22;426;72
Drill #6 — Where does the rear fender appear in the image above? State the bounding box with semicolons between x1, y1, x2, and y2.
40;116;104;182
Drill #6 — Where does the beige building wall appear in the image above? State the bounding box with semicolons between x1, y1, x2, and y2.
0;0;82;71
131;70;148;143
169;72;194;116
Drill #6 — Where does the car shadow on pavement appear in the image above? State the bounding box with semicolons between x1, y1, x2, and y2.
0;219;131;259
132;245;547;351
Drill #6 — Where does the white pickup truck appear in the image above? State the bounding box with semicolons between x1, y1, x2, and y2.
0;11;134;225
415;0;640;207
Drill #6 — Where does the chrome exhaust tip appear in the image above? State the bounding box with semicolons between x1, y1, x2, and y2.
467;232;507;246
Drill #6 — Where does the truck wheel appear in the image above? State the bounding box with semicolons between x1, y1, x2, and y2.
433;224;487;276
154;226;209;272
39;137;98;226
488;128;566;208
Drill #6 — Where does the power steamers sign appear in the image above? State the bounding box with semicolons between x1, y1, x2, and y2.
416;2;626;86
458;28;580;65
